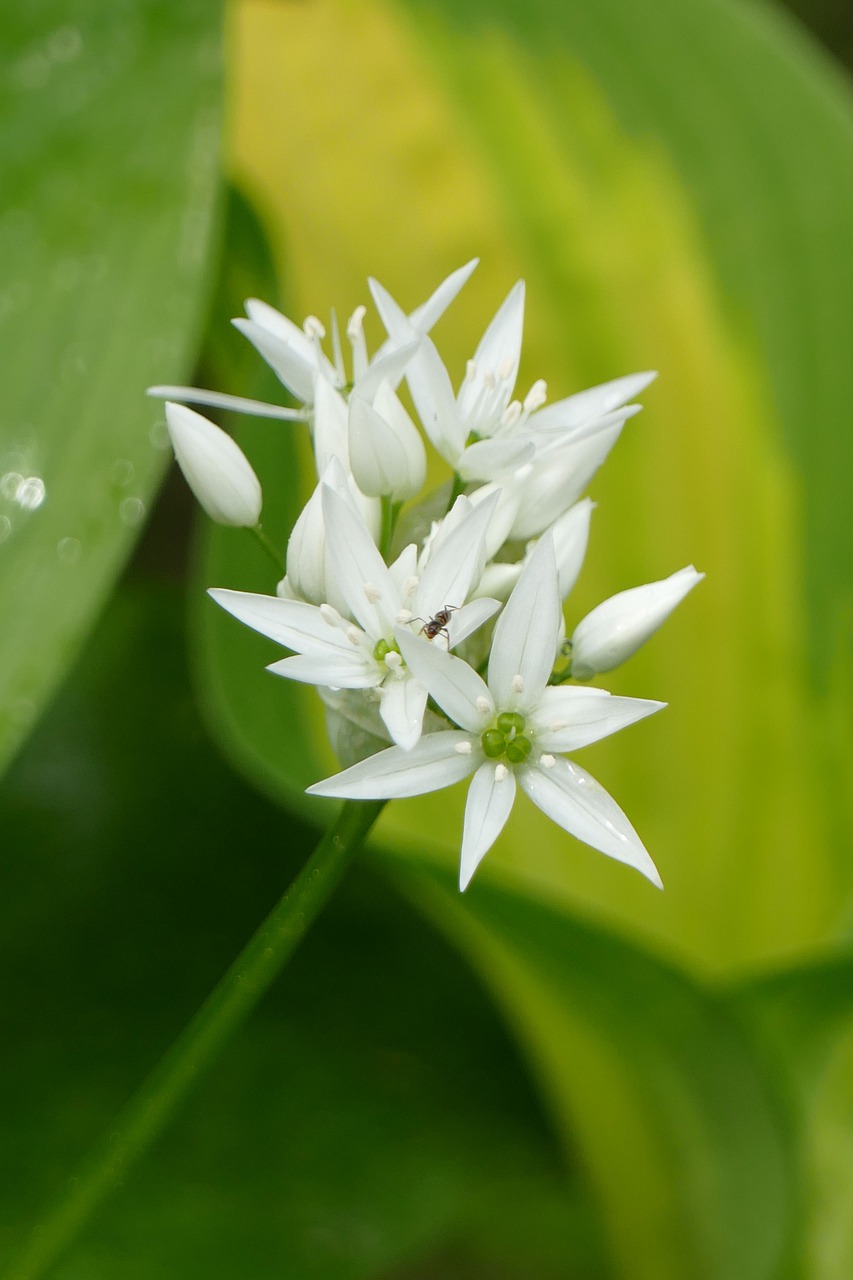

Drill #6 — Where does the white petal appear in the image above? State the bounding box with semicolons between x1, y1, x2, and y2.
447;597;501;647
165;403;262;527
570;566;704;679
373;381;427;495
286;485;327;606
417;489;500;620
244;298;314;360
209;588;356;657
306;731;477;799
549;498;594;600
322;485;399;637
529;371;657;431
518;757;662;887
396;629;493;732
410;259;479;330
488;534;561;711
355;340;419;401
312;376;351;474
148;386;305;421
456;437;535;482
529;687;665;752
232;317;318;403
267;653;378;689
458;281;525;424
404;337;466;462
348;395;412;499
459;763;517;890
379;676;429;750
472;562;522;602
509;419;626;540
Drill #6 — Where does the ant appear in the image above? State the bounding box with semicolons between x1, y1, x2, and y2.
414;604;458;643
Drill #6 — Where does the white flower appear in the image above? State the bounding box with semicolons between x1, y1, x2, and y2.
210;488;502;751
164;402;262;527
148;260;479;418
347;381;426;501
570;565;704;679
308;536;664;891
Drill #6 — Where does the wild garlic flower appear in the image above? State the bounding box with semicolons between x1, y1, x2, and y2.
308;537;666;890
152;261;700;892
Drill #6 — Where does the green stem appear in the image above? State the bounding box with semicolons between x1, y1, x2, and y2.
447;472;466;511
379;497;401;560
2;800;384;1280
250;523;286;574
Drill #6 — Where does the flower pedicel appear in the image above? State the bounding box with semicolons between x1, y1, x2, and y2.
150;262;702;890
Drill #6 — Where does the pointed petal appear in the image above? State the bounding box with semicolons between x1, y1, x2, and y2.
529;687;666;752
322;485;398;637
356;341;420;401
488;534;561;711
267;653;379;689
549;498;594;600
312;376;351;473
306;731;478;799
447;597;501;647
396;629;492;732
244;298;313;358
458;281;525;423
379;677;429;750
148;386;306;421
460;763;517;890
529;371;657;431
457;436;535;482
233;317;318;403
388;542;418;596
509;419;626;540
209;588;359;658
518;757;662;887
417;489;500;620
405;337;466;461
409;259;479;331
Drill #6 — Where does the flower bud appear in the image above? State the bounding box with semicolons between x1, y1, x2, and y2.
570;566;704;679
165;402;262;527
348;383;426;501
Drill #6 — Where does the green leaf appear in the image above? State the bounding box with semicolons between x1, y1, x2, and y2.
386;857;797;1280
0;0;224;779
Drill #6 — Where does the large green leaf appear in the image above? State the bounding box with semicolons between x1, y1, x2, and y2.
0;0;224;779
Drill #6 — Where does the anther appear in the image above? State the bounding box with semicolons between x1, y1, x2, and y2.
454;740;473;755
501;401;522;428
346;626;363;646
466;359;478;382
511;674;525;694
540;754;556;769
363;582;382;603
395;608;413;624
303;315;326;340
384;651;403;670
475;696;492;715
524;379;547;412
320;603;340;627
403;575;419;598
495;763;509;782
346;304;366;341
498;357;515;381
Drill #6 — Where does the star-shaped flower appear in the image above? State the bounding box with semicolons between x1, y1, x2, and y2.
307;535;665;890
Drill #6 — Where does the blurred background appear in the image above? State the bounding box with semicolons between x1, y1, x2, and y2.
2;0;853;1277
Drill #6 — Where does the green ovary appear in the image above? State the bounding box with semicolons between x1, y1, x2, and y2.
480;714;531;763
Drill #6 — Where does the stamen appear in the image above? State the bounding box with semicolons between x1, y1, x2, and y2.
511;674;525;694
454;740;473;755
303;315;326;340
364;582;382;603
483;370;497;390
346;304;366;342
498;357;515;381
548;721;567;733
495;763;509;782
501;400;522;429
465;359;478;382
475;696;492;715
395;608;413;624
384;650;403;671
346;626;363;646
320;603;340;627
347;304;368;382
540;754;556;769
523;379;547;413
403;575;419;598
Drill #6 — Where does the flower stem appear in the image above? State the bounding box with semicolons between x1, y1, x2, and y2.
250;523;286;574
2;799;384;1280
379;497;401;560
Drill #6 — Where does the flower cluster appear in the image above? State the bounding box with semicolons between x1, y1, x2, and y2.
152;262;702;890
